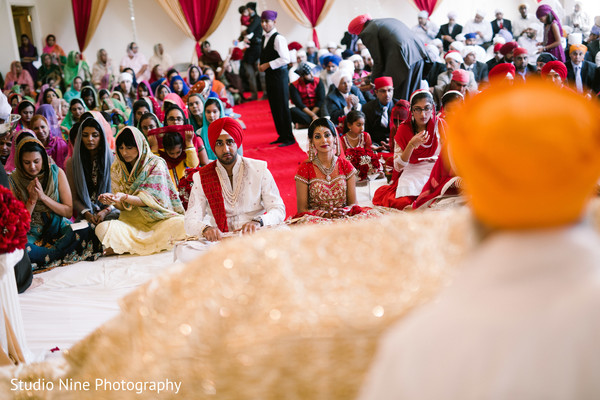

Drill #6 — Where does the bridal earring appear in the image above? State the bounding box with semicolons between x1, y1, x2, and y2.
309;142;315;161
335;138;341;157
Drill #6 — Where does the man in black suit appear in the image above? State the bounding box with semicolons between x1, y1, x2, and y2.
349;15;430;101
565;44;600;95
461;46;489;83
436;12;463;52
242;2;263;101
513;48;537;82
491;9;512;37
325;69;366;125
362;76;396;145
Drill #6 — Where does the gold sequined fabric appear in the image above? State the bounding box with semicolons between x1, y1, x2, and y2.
4;201;600;399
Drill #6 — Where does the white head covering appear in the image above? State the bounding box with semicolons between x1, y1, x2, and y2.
475;9;486;18
297;49;307;57
338;59;354;73
334;49;343;58
448;11;457;20
431;38;443;48
455;33;466;42
462;45;477;58
493;35;507;45
317;49;329;58
361;48;371;58
568;32;583;45
348;54;363;63
495;9;503;15
306;40;316;48
418;10;429;19
326;41;337;49
332;69;353;88
445;51;464;64
0;92;11;122
118;72;133;83
450;41;465;53
425;44;442;63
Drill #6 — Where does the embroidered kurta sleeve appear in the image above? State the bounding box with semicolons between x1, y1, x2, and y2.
259;166;286;227
184;172;214;236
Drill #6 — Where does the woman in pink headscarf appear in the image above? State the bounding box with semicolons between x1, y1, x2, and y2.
536;5;566;63
3;61;34;91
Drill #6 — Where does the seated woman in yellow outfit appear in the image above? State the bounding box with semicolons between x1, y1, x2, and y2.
95;126;186;255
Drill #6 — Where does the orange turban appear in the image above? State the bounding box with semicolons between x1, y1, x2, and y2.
569;44;588;54
207;117;244;152
446;79;600;230
348;14;372;35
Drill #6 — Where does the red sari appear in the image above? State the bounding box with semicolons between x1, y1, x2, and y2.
373;114;439;210
411;118;460;208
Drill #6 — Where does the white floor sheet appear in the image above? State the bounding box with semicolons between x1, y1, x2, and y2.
19;251;182;361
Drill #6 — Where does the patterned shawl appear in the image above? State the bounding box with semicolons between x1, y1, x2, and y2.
111;126;184;222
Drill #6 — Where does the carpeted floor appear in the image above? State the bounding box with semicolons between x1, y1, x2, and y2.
234;98;306;217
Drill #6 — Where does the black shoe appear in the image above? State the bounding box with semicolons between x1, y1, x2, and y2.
270;139;283;144
278;141;295;147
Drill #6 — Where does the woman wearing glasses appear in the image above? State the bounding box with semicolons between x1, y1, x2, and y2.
146;104;208;186
373;89;440;210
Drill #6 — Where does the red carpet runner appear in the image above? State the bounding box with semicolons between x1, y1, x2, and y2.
234;99;306;217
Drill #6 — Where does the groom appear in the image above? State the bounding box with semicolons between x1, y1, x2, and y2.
184;117;285;242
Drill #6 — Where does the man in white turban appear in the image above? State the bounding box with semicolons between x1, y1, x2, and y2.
412;10;439;44
463;10;493;46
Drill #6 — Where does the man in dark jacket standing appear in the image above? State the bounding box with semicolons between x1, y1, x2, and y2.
242;2;262;101
348;14;431;101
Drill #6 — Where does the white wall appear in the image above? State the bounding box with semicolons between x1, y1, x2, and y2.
2;0;600;81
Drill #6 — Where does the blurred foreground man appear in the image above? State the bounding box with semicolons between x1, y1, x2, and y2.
358;79;600;400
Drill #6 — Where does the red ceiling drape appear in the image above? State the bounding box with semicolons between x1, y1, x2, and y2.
178;0;219;58
296;0;328;48
71;0;92;52
412;0;439;16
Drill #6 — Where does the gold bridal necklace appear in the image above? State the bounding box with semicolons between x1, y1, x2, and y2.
314;155;337;182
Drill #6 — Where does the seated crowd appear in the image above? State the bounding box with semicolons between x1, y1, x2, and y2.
1;1;600;289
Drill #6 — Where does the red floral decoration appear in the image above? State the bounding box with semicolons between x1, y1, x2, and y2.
178;166;203;210
345;147;382;180
0;186;30;254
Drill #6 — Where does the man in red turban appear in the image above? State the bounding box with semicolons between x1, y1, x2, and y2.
513;47;536;81
541;60;568;88
488;63;515;83
184;117;285;242
499;41;518;62
363;76;397;146
347;14;431;101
